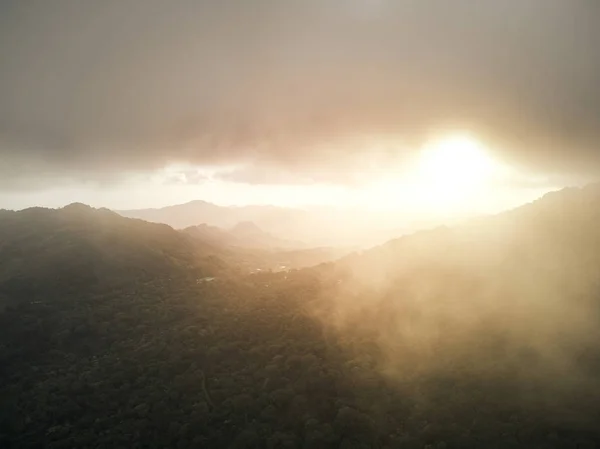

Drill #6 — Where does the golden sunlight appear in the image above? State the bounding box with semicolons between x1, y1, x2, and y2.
418;135;498;186
408;133;509;213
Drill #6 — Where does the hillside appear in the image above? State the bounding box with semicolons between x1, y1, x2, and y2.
183;223;243;247
0;203;229;300
339;184;600;287
2;186;600;447
118;201;307;236
307;184;600;401
184;221;306;250
330;184;600;330
117;200;411;247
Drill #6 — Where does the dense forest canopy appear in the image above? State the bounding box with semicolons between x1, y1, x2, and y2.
2;186;600;448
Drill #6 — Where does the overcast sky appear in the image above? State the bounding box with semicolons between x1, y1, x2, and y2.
1;0;599;212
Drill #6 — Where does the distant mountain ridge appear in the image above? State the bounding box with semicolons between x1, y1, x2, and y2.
117;201;307;237
116;200;412;247
184;221;305;250
182;223;234;246
7;184;598;306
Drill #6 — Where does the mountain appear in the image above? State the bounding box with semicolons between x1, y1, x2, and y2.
183;221;306;250
0;204;346;304
182;223;239;247
0;203;229;300
230;220;265;237
3;187;600;447
228;221;306;249
340;183;600;285
117;200;417;247
304;184;600;389
118;200;307;236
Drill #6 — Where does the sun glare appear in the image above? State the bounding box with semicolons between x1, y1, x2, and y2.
419;135;498;185
408;133;508;212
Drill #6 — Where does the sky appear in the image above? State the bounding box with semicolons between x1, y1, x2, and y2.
1;0;599;218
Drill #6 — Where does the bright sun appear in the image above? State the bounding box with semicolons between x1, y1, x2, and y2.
410;133;506;211
418;134;497;185
350;132;512;216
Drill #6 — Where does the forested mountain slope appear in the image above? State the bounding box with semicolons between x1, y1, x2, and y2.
0;203;344;302
2;186;600;448
323;184;600;376
0;203;229;300
184;221;307;250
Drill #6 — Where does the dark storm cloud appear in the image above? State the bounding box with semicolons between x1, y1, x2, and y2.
1;0;599;188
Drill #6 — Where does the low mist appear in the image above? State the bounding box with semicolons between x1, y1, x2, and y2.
305;187;600;422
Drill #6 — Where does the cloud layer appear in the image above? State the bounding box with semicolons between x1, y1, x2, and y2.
1;0;599;188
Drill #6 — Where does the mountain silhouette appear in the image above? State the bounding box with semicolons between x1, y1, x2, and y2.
117;201;306;236
0;203;227;300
